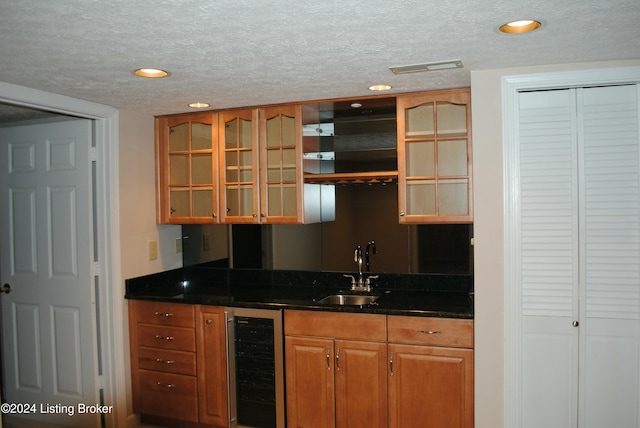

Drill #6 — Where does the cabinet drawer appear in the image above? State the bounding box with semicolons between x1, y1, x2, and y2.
284;310;386;341
138;346;196;376
136;324;196;352
137;369;198;423
387;316;473;348
133;300;195;328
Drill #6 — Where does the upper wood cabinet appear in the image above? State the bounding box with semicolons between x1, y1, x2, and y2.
397;88;473;224
218;108;260;223
155;88;472;225
217;104;326;224
260;104;326;224
155;112;219;224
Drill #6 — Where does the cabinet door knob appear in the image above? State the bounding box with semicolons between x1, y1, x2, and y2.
399;211;406;216
573;320;580;327
206;319;213;325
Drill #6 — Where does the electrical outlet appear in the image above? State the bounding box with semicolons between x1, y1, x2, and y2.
175;237;183;253
148;240;158;260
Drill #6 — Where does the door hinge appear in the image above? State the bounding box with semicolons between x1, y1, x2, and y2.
89;147;99;162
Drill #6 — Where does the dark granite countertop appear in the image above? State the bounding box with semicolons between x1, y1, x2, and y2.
125;266;474;319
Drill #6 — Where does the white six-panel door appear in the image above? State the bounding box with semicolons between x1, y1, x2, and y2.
0;119;99;427
515;85;640;427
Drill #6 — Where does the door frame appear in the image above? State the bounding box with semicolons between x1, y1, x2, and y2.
502;66;640;427
0;81;125;427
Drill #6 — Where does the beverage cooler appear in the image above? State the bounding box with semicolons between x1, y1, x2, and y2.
226;307;285;428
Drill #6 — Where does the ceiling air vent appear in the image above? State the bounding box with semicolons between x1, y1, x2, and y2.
389;60;463;75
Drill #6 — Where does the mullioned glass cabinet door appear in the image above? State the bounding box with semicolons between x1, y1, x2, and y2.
219;109;260;223
260;105;301;223
397;89;473;224
156;112;218;224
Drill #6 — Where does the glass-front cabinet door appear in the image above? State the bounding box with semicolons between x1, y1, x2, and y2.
397;88;473;224
260;105;302;223
156;112;218;224
219;109;260;223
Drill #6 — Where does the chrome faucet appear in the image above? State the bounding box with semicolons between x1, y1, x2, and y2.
354;245;364;287
343;243;379;292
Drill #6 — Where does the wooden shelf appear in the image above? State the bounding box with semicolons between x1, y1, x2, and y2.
303;171;397;185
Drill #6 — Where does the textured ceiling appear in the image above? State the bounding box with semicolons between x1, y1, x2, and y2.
0;0;639;120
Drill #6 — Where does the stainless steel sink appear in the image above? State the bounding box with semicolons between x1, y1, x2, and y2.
315;294;379;306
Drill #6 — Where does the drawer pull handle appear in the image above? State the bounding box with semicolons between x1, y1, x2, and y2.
155;358;175;365
157;381;176;388
417;330;442;335
155;335;174;341
154;311;174;317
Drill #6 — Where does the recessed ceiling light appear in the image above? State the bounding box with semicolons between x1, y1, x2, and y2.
133;68;170;78
389;60;463;75
499;19;542;34
188;102;210;109
368;84;392;91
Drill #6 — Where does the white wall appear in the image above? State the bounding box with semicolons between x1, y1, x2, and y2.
119;111;182;280
471;59;640;428
117;110;182;424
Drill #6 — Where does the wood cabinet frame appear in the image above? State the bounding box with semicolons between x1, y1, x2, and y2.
397;88;473;224
284;310;474;427
155;112;219;224
218;108;261;224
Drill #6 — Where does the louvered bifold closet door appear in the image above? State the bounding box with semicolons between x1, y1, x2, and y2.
517;85;640;428
518;89;580;428
578;85;640;428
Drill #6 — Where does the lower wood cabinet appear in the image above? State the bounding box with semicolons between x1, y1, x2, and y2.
388;316;474;428
129;300;229;428
285;336;388;428
284;310;388;428
129;300;199;424
388;344;473;428
284;310;474;428
196;305;229;426
129;302;473;428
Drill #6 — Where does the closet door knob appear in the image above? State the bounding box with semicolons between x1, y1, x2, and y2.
572;320;579;327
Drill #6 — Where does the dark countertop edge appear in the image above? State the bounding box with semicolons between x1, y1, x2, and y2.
124;291;474;320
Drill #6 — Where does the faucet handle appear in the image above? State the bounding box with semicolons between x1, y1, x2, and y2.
343;274;357;289
364;275;379;291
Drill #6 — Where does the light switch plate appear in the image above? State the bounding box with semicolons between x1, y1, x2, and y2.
148;240;158;260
